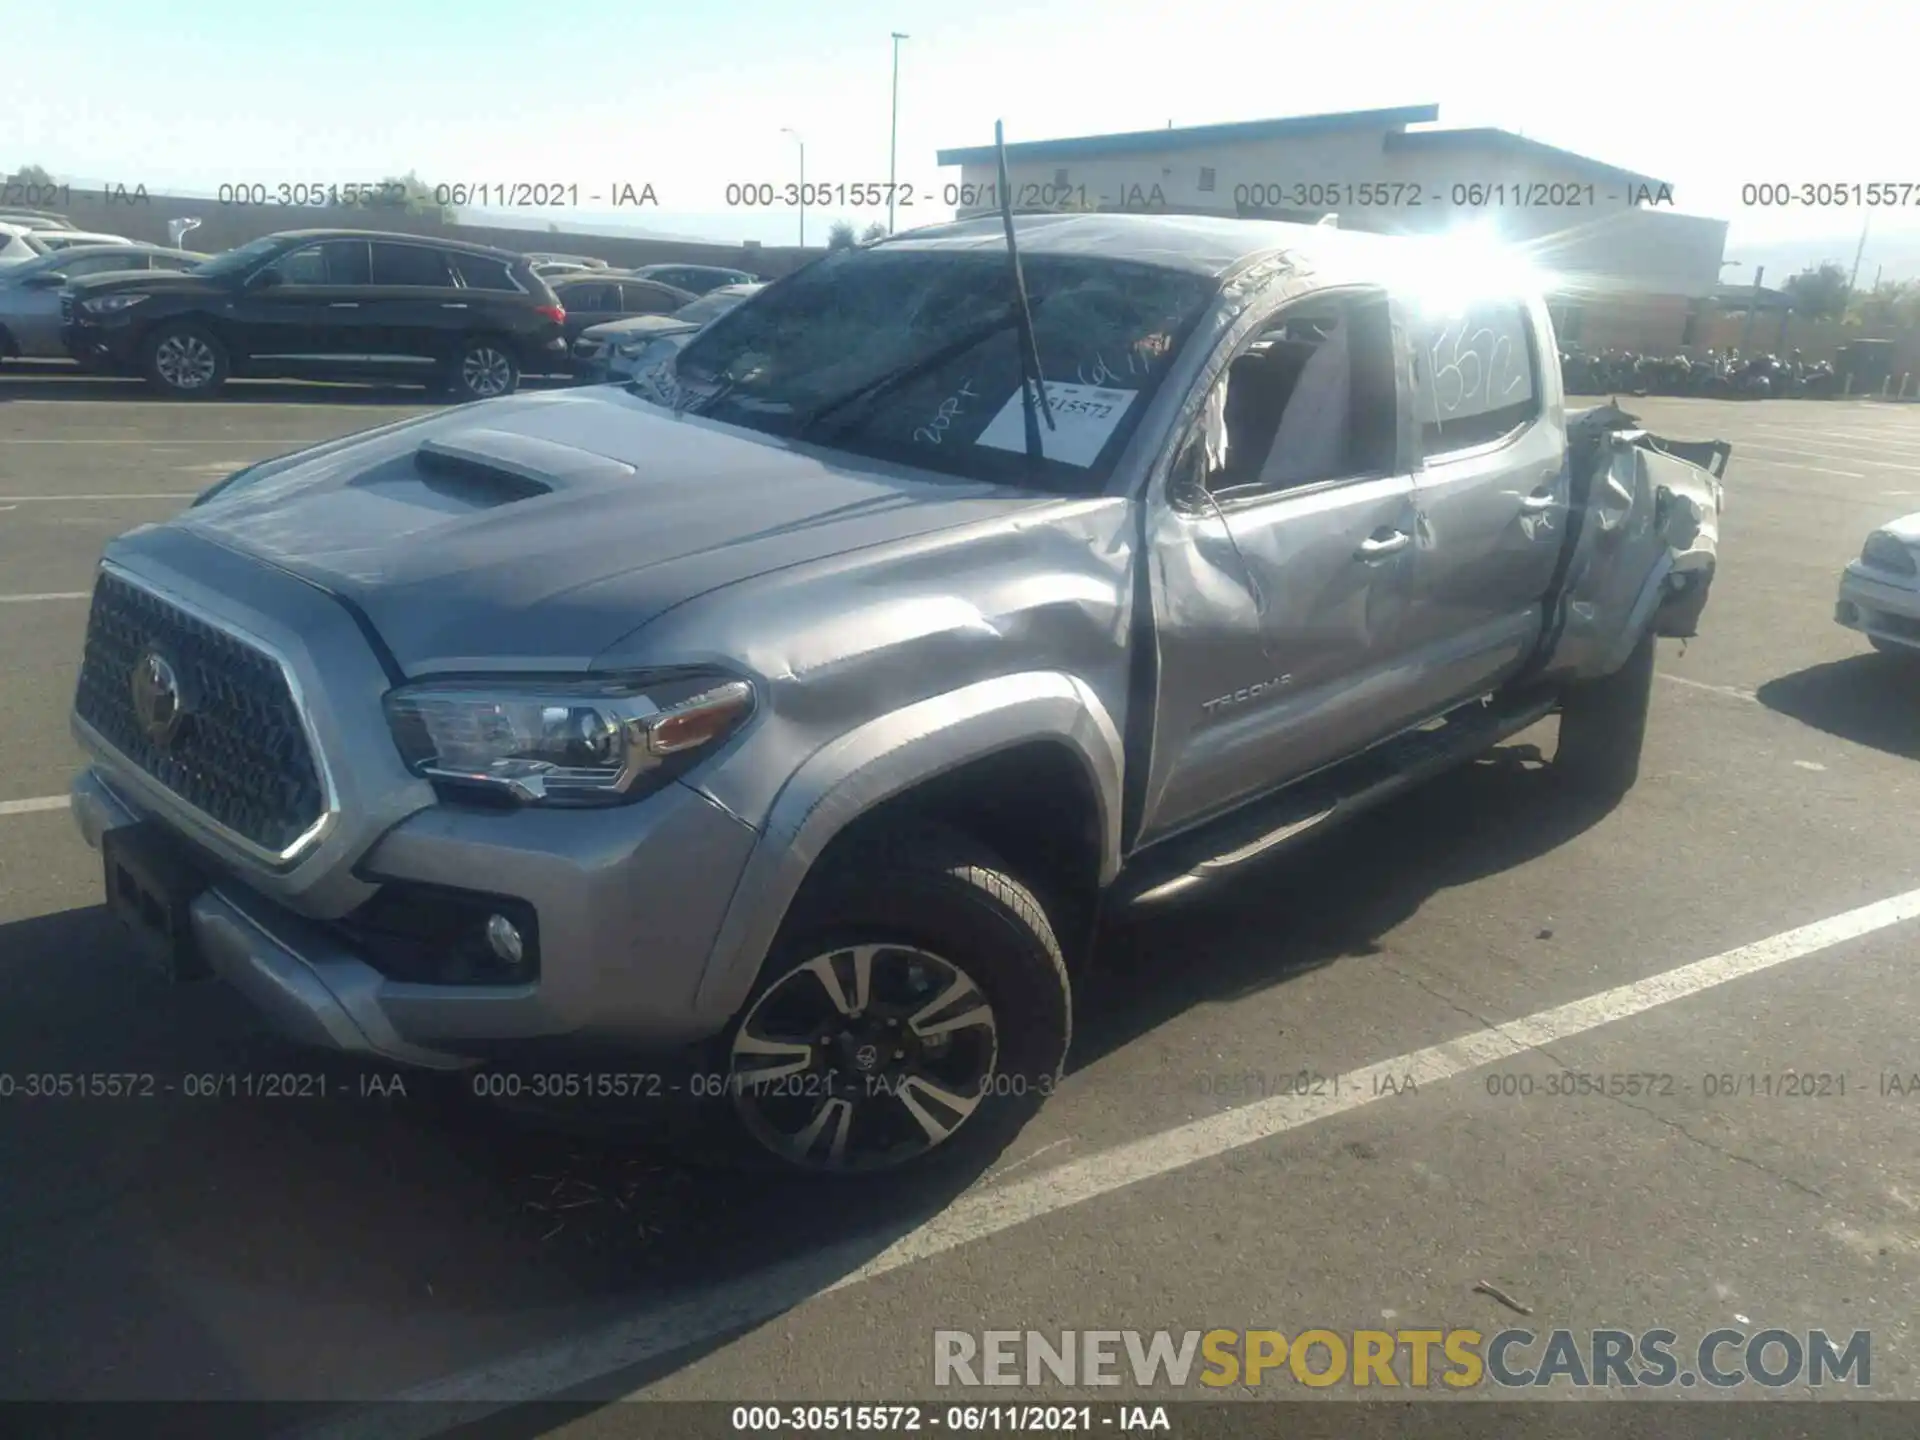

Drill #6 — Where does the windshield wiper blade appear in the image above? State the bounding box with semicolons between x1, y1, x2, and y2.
789;305;1023;440
993;119;1055;467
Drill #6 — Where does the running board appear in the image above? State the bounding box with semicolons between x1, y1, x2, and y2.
1112;693;1558;909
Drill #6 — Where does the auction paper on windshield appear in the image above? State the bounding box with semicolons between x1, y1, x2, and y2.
974;382;1137;467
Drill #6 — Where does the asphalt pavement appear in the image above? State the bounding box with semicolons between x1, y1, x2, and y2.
4;367;1920;1436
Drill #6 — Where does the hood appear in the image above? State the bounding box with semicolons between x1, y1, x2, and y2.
583;314;697;342
172;387;1059;671
1878;512;1920;545
67;267;219;297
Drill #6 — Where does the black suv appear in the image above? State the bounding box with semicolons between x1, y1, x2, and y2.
61;230;567;399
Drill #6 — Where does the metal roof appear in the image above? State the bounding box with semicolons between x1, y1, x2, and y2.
935;105;1440;167
1380;129;1669;191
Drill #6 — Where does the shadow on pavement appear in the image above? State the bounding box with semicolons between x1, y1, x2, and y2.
1076;738;1617;1066
0;738;1618;1427
1755;651;1920;761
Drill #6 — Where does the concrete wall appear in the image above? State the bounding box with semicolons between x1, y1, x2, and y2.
44;191;824;276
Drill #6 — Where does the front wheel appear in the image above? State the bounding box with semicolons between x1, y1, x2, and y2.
719;823;1071;1179
143;323;229;397
442;337;519;402
1554;626;1657;798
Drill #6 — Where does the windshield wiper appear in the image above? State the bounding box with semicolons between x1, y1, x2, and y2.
993;119;1055;467
788;304;1025;440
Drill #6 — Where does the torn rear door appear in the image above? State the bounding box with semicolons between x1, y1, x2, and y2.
1529;404;1728;683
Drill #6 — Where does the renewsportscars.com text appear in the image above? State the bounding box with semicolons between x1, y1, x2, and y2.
933;1328;1871;1390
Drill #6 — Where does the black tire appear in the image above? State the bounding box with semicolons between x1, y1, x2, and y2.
712;820;1072;1182
1554;625;1657;797
142;322;229;397
442;336;519;402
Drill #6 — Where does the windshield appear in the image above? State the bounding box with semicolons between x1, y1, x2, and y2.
190;236;283;278
674;288;752;324
667;247;1215;494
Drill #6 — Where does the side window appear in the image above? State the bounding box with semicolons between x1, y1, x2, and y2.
621;281;683;313
448;253;518;291
1407;299;1539;456
1203;289;1400;496
66;254;145;277
370;243;453;287
272;241;370;286
564;282;615;311
653;269;693;291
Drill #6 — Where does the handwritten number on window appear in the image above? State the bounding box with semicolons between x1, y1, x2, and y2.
914;378;980;445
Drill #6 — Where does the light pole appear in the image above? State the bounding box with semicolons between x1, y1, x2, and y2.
888;32;909;234
781;127;806;247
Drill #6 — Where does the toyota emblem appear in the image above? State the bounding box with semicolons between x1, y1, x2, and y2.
853;1043;881;1072
130;650;188;748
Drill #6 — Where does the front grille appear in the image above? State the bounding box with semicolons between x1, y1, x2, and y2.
74;571;327;857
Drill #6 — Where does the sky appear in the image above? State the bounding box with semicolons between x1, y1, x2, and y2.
6;0;1918;279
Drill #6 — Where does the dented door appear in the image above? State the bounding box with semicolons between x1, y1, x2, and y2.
1531;408;1723;683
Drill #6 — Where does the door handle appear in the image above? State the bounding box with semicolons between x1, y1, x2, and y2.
328;302;359;309
440;302;468;309
1354;530;1411;560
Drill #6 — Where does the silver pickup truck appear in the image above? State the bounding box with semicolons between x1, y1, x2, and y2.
68;214;1728;1182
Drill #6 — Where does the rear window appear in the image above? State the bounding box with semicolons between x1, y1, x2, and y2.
671;247;1216;495
370;242;453;287
1408;299;1540;454
448;253;521;291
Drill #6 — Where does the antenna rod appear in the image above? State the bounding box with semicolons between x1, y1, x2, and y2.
993;119;1054;465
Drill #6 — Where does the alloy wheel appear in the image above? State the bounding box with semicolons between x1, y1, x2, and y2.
728;943;1001;1173
461;346;513;397
154;334;216;390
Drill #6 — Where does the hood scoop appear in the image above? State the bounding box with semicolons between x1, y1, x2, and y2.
412;429;637;500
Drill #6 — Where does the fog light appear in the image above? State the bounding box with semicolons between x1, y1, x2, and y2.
1667;572;1690;594
485;913;525;966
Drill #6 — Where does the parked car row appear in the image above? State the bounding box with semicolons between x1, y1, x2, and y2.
1;212;778;398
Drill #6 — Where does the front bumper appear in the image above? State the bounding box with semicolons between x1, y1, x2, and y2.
73;761;763;1068
1837;563;1920;650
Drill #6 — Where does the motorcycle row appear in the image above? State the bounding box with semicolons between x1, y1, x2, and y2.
1561;348;1841;399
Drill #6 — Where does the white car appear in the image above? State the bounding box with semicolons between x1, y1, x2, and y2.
31;229;134;251
0;221;49;266
1837;514;1920;656
580;282;765;381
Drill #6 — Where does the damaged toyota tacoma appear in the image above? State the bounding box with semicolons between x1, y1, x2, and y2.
69;213;1729;1180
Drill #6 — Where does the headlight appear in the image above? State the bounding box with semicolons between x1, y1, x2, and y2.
1861;531;1918;577
383;673;755;805
80;293;149;314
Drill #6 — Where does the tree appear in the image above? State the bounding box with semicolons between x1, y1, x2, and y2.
3;163;56;190
860;221;888;243
1846;280;1920;329
826;219;858;250
1782;262;1851;320
377;171;457;224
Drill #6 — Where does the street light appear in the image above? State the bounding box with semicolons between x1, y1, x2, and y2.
889;32;910;234
781;126;806;247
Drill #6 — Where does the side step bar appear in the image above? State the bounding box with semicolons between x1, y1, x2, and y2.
1111;691;1558;910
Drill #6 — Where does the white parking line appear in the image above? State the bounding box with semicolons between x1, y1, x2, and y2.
0;493;197;502
1745;459;1866;478
0;438;307;445
312;883;1920;1435
0;795;67;817
1657;672;1759;702
0;592;88;604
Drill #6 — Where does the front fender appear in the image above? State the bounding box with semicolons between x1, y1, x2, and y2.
690;672;1124;1023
